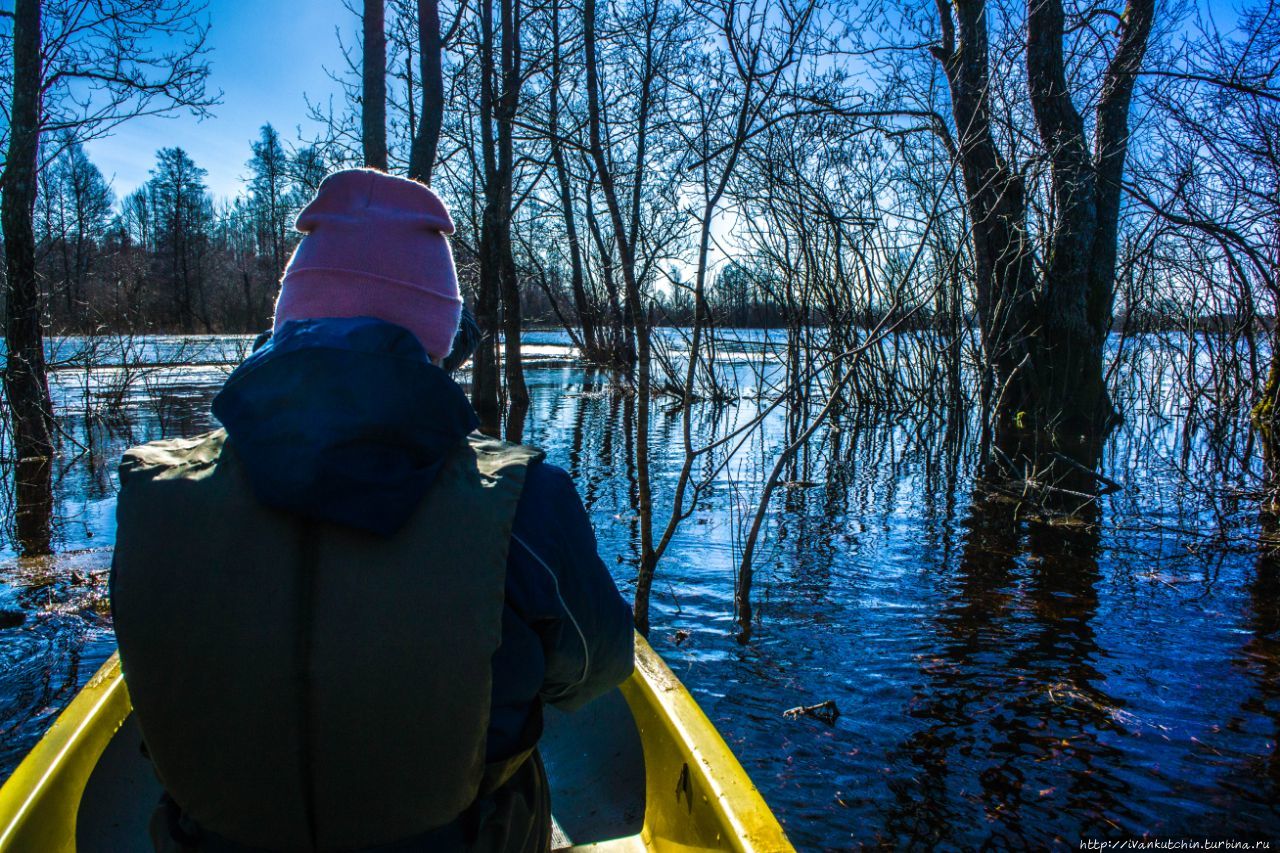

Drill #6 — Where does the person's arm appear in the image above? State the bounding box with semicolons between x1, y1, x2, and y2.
507;462;634;710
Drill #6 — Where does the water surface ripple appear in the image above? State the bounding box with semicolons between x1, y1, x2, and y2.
0;331;1277;849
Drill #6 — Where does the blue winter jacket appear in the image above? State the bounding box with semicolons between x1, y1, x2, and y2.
197;317;634;762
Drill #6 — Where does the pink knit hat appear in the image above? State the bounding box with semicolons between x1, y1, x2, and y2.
273;169;461;360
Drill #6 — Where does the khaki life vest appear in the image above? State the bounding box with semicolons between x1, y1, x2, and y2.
112;429;544;851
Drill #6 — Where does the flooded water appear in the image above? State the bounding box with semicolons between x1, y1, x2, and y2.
1;330;1278;849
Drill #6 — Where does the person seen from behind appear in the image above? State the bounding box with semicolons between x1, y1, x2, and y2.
110;168;635;852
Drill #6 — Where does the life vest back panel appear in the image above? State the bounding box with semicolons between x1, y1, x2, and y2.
112;429;541;851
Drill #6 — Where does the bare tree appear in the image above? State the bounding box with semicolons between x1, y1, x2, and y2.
364;0;390;169
930;0;1153;450
407;0;447;183
469;0;529;436
2;0;51;555
1143;1;1280;497
0;0;213;555
583;0;661;629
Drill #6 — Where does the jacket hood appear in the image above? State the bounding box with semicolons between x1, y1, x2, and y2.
211;317;479;536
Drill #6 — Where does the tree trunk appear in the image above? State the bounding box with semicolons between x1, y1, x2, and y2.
1;0;54;556
408;0;444;184
362;0;389;171
931;0;1038;430
60;217;74;321
473;0;503;435
497;0;528;431
933;0;1151;447
1026;0;1109;438
583;174;631;363
1025;0;1151;441
549;1;600;362
584;0;656;633
1085;0;1153;426
551;140;598;360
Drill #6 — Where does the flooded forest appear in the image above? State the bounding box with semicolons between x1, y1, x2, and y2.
3;0;1280;847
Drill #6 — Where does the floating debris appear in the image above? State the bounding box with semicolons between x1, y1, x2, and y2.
783;700;840;725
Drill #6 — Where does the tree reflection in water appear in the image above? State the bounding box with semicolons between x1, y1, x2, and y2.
11;455;53;557
877;443;1141;846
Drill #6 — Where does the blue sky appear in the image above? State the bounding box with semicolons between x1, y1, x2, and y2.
82;0;355;201
15;0;1251;204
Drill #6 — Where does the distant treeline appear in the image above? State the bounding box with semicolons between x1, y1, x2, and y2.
6;129;308;335
0;128;543;336
0;129;801;335
1120;311;1277;335
4;135;1271;339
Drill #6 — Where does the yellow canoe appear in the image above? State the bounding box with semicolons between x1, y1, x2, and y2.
0;634;792;852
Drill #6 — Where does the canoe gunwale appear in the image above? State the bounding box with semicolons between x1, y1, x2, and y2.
0;653;131;852
621;636;792;852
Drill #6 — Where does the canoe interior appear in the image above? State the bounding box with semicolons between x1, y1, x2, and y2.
3;637;791;851
75;691;646;851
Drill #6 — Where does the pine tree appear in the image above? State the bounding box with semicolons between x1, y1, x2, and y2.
248;124;291;282
147;147;211;331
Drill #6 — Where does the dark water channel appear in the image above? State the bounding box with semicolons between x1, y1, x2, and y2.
1;331;1278;849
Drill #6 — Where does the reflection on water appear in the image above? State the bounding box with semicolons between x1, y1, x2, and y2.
881;462;1128;846
1236;527;1280;817
1;333;1279;848
11;454;52;558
